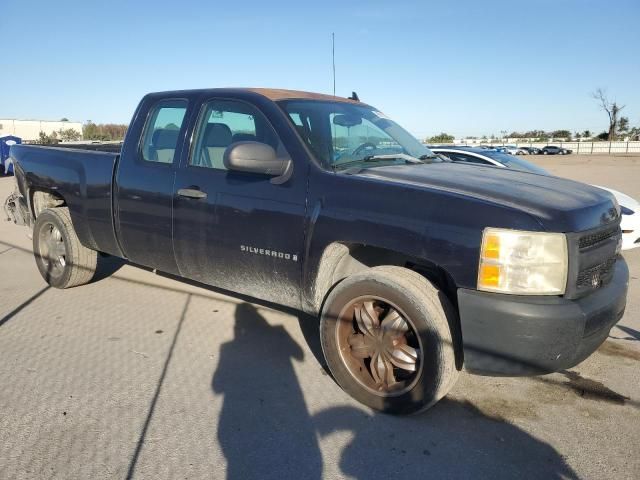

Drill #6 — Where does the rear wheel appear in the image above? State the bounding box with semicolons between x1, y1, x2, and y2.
320;266;459;414
33;207;97;288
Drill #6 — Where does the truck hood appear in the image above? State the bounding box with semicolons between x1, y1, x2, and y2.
356;163;619;232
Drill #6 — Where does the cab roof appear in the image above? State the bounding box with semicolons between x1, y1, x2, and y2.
147;87;365;105
247;88;362;104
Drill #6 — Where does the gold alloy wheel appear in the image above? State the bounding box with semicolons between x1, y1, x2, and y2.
335;296;423;397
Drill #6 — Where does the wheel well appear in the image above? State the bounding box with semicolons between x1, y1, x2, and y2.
312;242;464;370
312;243;458;312
30;189;66;219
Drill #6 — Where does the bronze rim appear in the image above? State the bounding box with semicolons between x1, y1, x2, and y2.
37;222;67;278
335;296;422;397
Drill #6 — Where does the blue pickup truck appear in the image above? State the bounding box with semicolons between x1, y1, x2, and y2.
3;88;628;414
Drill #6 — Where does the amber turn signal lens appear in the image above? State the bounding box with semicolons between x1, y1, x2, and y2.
482;234;500;260
478;264;501;287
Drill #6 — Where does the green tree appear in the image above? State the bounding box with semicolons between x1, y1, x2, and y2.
427;132;455;143
596;131;609;141
82;122;128;141
617;116;629;136
58;128;81;141
551;130;572;139
38;131;59;145
581;130;591;138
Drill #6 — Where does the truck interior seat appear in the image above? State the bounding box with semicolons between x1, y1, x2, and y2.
201;123;233;169
151;128;180;163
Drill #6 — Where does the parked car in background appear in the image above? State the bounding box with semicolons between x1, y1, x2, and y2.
503;145;528;155
520;146;542;155
541;145;572;155
595;187;640;250
431;146;549;173
432;146;639;250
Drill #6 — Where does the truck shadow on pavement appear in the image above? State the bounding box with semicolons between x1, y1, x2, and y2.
212;303;579;480
610;324;640;341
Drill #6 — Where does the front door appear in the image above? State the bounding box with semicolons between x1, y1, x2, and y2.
172;97;306;308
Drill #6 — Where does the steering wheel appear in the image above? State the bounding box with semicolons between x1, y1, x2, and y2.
352;142;377;157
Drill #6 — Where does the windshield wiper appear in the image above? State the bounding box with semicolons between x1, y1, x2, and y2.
418;154;447;163
333;153;422;171
363;153;423;164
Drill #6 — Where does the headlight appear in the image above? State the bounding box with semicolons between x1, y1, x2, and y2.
478;228;568;295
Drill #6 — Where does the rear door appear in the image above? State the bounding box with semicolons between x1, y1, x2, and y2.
172;96;306;308
115;98;190;274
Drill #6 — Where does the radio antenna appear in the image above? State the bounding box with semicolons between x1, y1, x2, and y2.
332;32;336;96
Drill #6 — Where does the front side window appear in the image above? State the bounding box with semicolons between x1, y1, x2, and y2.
191;99;283;170
140;100;187;164
279;100;436;170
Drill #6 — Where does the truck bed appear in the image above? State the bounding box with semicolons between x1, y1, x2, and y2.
10;144;122;256
49;142;123;153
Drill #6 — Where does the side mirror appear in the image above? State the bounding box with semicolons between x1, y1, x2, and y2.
223;141;291;181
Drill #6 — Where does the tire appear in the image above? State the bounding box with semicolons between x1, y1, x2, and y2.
320;266;459;415
33;207;97;288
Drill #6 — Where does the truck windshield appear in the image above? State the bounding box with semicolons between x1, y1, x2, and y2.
279;100;436;170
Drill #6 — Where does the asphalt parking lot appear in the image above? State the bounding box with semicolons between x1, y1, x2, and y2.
1;154;639;480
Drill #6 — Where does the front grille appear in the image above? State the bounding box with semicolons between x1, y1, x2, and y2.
576;257;616;288
579;226;618;249
565;219;621;299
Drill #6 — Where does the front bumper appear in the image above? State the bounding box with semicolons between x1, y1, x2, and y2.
458;259;628;376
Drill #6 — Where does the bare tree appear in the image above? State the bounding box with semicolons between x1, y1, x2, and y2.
591;88;625;140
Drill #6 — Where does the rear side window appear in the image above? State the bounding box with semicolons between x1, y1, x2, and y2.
140;100;188;164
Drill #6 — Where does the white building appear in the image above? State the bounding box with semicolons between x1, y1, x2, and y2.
0;119;83;141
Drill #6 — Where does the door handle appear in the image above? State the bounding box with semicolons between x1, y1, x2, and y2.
177;188;208;199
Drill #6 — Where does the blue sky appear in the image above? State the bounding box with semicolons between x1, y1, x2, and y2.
2;0;639;138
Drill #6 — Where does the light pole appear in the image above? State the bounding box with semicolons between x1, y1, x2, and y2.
500;130;507;146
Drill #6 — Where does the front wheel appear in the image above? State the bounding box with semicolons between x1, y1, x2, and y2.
320;266;459;414
33;207;97;288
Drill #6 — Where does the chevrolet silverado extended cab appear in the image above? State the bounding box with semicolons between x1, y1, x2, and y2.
4;88;629;414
